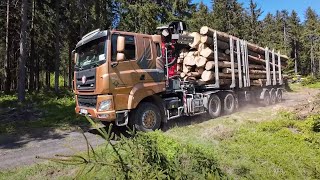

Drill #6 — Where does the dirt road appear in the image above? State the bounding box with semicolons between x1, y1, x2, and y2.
0;87;319;170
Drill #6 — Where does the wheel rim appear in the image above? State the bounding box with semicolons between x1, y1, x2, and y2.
277;92;282;102
225;95;234;110
264;93;270;105
271;93;276;104
210;98;218;113
142;110;157;129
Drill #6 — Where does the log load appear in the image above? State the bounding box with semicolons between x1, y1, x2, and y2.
176;26;288;88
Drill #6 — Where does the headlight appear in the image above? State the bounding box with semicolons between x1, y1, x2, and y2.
98;100;112;112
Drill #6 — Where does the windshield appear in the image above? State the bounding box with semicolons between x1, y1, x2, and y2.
76;37;107;70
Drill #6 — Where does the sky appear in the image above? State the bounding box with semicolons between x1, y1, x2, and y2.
192;0;320;22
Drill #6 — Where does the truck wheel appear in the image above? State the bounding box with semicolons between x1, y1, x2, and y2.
262;90;270;106
276;89;283;103
270;89;276;104
224;93;235;114
134;102;161;132
208;94;222;119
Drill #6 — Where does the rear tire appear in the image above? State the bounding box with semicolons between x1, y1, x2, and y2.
208;94;222;119
262;90;270;106
270;89;276;104
134;102;161;132
276;89;283;103
223;93;235;114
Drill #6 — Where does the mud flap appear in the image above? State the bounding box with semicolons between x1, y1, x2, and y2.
115;110;129;126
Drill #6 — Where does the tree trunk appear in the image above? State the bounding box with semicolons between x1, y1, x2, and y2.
294;40;298;74
68;43;73;88
4;0;11;94
95;0;101;28
189;32;201;49
195;56;207;68
46;71;50;89
29;0;36;91
54;0;60;93
35;56;40;91
200;36;230;50
311;41;315;77
18;0;29;102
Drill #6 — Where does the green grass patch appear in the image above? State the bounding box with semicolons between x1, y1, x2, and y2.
0;162;76;180
0;90;87;134
1;112;320;179
301;76;320;88
1;90;320;179
218;118;320;179
289;82;303;92
0;130;225;179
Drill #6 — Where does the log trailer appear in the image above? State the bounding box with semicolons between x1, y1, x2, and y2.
73;21;287;131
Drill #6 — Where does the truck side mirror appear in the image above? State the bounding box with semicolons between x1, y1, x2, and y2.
116;53;125;61
116;36;125;62
117;36;125;52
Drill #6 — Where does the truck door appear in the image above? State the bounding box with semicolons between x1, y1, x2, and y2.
109;33;137;93
132;36;164;83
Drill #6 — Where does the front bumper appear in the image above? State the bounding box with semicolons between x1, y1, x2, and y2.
75;107;116;121
75;95;116;121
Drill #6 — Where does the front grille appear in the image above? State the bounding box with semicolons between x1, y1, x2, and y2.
77;95;97;108
75;68;96;90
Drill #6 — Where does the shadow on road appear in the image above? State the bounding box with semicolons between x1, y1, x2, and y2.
86;124;132;140
0;128;67;150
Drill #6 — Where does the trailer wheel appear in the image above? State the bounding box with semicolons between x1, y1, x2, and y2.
134;102;161;132
270;89;276;104
224;93;235;114
276;89;283;103
208;94;222;119
262;90;271;106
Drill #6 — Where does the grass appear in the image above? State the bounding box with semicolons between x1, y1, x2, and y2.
0;85;320;179
0;89;87;134
0;162;76;180
1;109;319;179
170;109;320;179
289;82;303;92
301;76;320;89
305;81;320;88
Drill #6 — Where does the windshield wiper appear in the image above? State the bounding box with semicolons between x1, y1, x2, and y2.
90;61;102;68
75;64;83;71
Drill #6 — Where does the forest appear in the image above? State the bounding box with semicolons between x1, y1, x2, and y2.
0;0;319;102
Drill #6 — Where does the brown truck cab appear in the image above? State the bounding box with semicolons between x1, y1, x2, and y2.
74;29;166;129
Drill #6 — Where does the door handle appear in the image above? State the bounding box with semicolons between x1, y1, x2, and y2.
140;74;145;80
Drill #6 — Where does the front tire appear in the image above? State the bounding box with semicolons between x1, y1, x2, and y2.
134;102;161;132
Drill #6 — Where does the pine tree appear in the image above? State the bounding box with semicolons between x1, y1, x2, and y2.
260;13;276;47
245;0;262;43
4;0;11;93
18;0;29;102
287;10;302;74
211;0;245;37
188;2;210;32
211;0;228;32
303;7;320;76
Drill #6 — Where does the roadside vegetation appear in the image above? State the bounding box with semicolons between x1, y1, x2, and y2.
301;76;320;89
1;87;320;179
0;89;87;134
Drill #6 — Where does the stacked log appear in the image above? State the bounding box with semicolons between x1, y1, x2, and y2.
177;26;288;87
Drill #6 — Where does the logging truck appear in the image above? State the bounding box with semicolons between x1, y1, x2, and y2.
73;21;287;131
